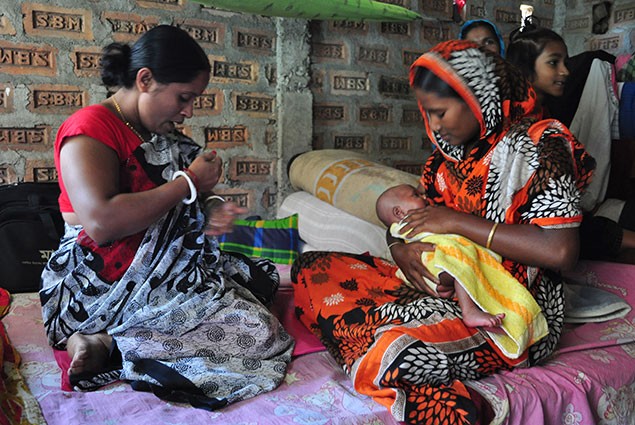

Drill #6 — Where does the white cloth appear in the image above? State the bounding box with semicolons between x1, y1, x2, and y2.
278;191;390;258
594;197;626;222
569;58;620;211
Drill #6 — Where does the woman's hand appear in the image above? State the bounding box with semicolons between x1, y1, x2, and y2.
390;242;453;298
399;204;459;236
188;151;223;193
204;202;248;236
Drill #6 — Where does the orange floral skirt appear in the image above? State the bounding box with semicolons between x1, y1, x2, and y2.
292;252;524;425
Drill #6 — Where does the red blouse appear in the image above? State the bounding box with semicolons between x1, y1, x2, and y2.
54;105;142;212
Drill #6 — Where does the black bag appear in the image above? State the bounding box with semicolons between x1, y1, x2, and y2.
0;182;64;293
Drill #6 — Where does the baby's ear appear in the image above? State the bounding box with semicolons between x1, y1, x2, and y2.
393;206;405;219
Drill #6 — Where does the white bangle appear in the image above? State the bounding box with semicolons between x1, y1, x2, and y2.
205;195;226;204
172;170;197;205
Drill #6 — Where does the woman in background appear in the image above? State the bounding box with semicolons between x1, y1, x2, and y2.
459;19;505;57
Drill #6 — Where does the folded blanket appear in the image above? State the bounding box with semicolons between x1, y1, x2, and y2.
564;283;632;323
391;223;549;359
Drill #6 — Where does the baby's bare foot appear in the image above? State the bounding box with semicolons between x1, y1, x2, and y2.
463;311;505;330
67;332;112;376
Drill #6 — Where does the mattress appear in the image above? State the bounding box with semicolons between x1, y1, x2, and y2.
4;261;635;424
288;149;419;227
472;260;635;424
3;266;398;425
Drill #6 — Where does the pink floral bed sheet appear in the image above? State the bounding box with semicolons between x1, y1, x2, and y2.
468;260;635;425
4;261;635;425
3;265;398;425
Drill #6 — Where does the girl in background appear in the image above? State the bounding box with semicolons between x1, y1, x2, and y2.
506;25;569;115
507;23;635;263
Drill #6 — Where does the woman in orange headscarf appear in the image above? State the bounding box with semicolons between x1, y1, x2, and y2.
292;40;595;425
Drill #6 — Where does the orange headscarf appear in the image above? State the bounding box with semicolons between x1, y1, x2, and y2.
409;40;538;162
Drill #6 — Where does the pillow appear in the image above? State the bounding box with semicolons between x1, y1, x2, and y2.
218;214;300;265
278;191;390;259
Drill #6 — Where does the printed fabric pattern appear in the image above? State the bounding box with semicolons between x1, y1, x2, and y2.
293;40;595;425
40;128;293;408
0;288;47;425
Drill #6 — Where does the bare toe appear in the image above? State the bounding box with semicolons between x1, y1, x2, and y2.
67;332;112;376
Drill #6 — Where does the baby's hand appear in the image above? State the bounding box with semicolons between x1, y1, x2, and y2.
437;272;455;298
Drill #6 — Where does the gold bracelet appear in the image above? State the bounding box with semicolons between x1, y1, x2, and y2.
387;241;402;250
486;222;499;250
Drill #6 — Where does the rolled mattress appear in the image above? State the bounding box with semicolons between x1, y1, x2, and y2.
288;149;419;227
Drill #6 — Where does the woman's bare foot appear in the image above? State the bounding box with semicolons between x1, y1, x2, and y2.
67;332;112;376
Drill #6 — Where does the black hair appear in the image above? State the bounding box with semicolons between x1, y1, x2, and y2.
507;19;566;81
100;25;211;88
412;67;461;99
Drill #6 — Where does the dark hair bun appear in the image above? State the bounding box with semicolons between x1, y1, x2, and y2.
100;43;132;87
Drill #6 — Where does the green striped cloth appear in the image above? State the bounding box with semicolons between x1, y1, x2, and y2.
219;214;300;265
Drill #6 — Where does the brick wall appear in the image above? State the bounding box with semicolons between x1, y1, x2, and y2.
557;0;635;56
18;0;633;220
0;0;285;218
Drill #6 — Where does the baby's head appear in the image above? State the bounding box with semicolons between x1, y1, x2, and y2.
376;184;427;226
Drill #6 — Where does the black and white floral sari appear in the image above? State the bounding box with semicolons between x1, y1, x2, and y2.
40;130;293;409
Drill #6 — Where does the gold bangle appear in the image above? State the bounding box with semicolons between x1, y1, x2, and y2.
486;222;499;250
387;241;402;250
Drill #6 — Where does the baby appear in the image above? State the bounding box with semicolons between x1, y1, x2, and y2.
376;184;505;329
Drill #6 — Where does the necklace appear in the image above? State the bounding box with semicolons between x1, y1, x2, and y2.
111;96;147;143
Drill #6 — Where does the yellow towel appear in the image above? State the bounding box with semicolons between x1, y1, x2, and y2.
391;222;549;359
